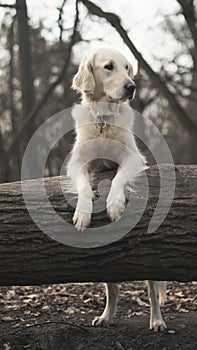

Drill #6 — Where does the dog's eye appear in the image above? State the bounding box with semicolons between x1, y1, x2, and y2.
104;63;114;71
125;64;129;70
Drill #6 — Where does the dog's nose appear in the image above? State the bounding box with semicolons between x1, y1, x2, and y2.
124;81;137;93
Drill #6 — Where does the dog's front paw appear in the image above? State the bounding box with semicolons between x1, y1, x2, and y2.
107;195;125;222
92;315;112;327
73;209;91;231
150;317;166;332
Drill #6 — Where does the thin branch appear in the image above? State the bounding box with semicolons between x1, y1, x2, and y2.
8;321;90;335
80;0;197;139
57;0;67;42
0;3;16;8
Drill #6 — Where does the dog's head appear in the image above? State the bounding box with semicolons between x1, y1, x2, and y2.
72;48;136;102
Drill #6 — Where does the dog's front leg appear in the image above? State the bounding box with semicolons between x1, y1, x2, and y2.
107;152;145;222
73;173;93;231
68;159;93;231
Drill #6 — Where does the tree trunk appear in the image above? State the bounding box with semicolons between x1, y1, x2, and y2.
16;0;35;119
0;129;8;182
8;18;21;181
0;165;196;286
16;0;35;178
177;0;197;163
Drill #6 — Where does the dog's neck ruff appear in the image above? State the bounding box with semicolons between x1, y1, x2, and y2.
96;114;114;134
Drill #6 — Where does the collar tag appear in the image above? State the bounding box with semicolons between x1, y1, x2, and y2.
97;120;106;134
96;114;112;134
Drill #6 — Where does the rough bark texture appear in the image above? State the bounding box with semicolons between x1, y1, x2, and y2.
0;165;196;286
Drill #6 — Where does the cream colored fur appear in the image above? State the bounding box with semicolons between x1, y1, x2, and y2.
67;48;167;332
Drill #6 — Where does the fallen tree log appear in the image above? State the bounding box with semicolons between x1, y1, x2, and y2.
0;164;196;285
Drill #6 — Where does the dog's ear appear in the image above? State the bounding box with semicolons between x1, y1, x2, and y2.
128;64;134;80
72;57;95;97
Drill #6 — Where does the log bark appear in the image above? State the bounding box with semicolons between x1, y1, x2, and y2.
0;165;196;286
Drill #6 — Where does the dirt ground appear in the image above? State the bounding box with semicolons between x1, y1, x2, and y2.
0;281;196;350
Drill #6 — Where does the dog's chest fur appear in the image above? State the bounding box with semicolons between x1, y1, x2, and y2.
72;103;133;144
79;122;124;141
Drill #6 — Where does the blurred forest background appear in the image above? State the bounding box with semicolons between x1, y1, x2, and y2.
0;0;197;184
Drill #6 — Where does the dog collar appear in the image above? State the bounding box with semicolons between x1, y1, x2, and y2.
96;114;113;134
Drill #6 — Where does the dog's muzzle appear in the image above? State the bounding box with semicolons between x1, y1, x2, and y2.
122;81;136;100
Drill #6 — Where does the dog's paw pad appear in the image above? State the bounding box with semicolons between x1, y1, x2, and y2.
92;316;111;327
73;210;91;231
150;318;166;332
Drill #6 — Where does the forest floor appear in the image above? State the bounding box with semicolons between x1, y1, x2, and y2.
0;281;196;350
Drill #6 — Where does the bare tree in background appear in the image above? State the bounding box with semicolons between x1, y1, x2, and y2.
80;0;197;163
0;0;79;182
150;0;197;163
0;0;196;183
177;0;197;161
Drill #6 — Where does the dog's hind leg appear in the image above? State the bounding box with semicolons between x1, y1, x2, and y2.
92;283;119;327
147;281;167;332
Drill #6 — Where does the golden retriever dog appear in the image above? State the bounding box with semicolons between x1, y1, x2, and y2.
67;48;167;331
